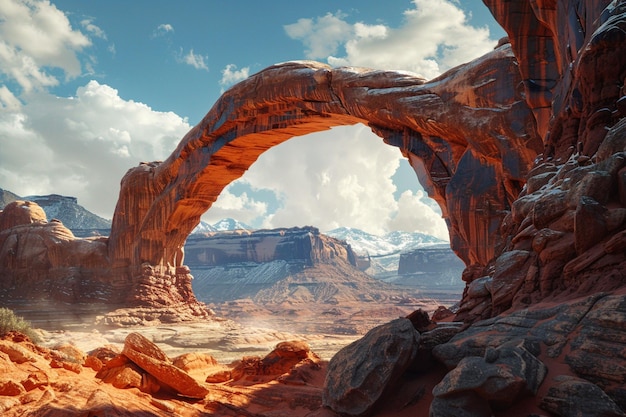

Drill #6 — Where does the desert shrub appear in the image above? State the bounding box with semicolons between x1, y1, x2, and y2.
0;307;41;343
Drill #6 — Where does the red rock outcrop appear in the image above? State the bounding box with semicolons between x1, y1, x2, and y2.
0;201;111;303
0;331;327;417
449;0;626;321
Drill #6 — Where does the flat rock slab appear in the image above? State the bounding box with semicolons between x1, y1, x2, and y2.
122;332;209;399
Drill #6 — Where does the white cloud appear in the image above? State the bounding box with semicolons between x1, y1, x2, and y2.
180;48;208;71
220;64;250;88
284;12;353;59
0;81;192;219
0;0;91;91
153;23;174;37
201;188;268;226
388;190;449;240
80;19;106;39
205;124;448;237
285;0;497;79
0;85;21;110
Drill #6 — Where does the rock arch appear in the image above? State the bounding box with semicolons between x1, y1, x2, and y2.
107;44;542;302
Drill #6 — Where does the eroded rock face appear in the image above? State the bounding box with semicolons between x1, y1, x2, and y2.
454;0;626;321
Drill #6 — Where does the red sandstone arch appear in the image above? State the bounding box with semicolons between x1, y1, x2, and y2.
107;45;542;295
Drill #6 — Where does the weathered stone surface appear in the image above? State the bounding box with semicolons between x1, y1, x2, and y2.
540;375;626;417
430;391;492;417
230;341;320;381
433;293;626;412
575;196;608;254
323;318;419;416
490;250;531;313
410;323;463;372
0;340;38;364
0;201;112;304
432;343;546;411
0;379;25;396
0;201;47;230
186;226;356;267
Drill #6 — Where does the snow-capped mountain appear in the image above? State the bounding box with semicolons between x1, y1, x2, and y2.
325;227;449;276
192;218;252;234
24;193;111;230
325;227;446;257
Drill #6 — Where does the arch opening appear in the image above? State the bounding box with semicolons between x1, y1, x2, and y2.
200;124;449;240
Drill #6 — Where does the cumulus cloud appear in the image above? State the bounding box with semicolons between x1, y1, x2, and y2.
285;0;497;79
284;12;353;59
0;85;21;110
0;0;91;91
206;124;447;237
180;48;208;70
220;64;250;89
201;188;268;226
388;190;449;240
0;82;191;218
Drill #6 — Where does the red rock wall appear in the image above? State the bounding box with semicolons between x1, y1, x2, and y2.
452;0;626;321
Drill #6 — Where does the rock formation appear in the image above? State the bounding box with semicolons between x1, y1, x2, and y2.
2;37;542;313
0;330;326;416
105;40;541;306
1;0;626;414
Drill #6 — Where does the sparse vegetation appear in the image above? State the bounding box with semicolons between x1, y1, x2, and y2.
0;307;41;343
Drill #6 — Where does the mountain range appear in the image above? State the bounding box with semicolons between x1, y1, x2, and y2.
1;188;449;271
0;188;111;230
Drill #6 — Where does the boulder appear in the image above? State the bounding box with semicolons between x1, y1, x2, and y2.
323;318;419;416
120;332;209;399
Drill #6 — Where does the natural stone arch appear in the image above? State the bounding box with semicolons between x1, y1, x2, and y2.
107;43;542;301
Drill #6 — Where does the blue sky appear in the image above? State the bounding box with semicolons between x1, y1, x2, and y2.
0;0;506;239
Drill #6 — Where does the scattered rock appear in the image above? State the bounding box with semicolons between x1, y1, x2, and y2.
406;308;433;331
0;340;38;364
